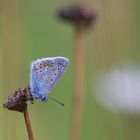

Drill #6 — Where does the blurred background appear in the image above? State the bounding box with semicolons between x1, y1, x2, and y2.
1;0;140;140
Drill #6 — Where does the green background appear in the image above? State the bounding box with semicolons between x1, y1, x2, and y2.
1;0;140;140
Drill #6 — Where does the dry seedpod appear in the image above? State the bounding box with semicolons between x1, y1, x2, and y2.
3;85;33;113
57;5;97;28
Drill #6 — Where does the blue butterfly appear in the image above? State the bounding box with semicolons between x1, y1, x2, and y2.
30;57;69;101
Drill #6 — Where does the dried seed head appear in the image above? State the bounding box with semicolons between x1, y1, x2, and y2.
3;86;33;113
57;5;97;28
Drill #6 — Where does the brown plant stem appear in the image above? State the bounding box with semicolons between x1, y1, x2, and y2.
70;24;84;140
23;109;35;140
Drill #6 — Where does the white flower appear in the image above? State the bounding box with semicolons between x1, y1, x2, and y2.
94;64;140;114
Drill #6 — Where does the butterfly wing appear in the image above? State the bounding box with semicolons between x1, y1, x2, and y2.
30;57;69;101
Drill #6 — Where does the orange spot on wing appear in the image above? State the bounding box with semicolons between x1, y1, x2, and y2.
43;62;53;67
39;63;43;69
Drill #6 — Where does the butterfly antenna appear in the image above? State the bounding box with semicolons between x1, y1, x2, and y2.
49;96;64;107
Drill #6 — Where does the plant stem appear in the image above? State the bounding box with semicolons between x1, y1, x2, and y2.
71;25;84;140
23;109;35;140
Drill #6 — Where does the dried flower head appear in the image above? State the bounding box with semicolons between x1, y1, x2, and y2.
3;86;33;113
57;5;97;28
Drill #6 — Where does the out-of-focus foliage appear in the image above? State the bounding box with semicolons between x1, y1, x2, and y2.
1;0;140;140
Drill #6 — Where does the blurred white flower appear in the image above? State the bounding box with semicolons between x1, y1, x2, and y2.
94;64;140;114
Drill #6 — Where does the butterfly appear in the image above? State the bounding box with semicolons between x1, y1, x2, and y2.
30;57;69;101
